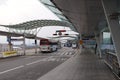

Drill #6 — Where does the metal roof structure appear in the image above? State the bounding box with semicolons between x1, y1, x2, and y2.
40;0;105;37
0;31;23;37
0;20;71;30
0;19;74;38
40;0;77;32
0;30;44;39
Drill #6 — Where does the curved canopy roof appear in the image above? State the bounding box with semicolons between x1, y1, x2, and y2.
40;0;105;36
40;0;77;31
0;19;75;39
0;20;71;30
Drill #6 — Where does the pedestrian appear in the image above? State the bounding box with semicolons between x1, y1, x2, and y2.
95;43;97;54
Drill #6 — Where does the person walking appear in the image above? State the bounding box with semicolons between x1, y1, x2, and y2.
95;43;97;54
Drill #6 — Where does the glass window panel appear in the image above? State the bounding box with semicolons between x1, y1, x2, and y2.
103;32;111;44
102;32;115;53
40;0;54;6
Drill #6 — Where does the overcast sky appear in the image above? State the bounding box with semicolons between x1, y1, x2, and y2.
0;0;77;44
0;0;60;24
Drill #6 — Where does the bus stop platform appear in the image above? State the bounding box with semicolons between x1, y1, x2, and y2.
38;48;117;80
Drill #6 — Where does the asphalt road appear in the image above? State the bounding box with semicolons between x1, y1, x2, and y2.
0;47;77;80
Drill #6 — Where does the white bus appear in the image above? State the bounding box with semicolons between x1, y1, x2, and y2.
39;39;58;52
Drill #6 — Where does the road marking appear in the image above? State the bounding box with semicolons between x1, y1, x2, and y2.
24;56;37;59
69;52;72;55
0;66;24;75
26;60;41;65
48;58;56;61
26;56;52;66
60;52;65;55
26;55;69;66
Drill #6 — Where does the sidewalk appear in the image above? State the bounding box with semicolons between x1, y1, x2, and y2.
37;49;117;80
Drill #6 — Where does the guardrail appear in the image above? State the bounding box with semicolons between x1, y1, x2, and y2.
104;51;120;77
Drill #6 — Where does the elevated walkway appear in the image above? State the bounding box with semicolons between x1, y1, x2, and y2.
38;48;117;80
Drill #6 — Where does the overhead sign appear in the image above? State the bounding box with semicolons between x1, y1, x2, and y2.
56;30;66;32
10;38;24;41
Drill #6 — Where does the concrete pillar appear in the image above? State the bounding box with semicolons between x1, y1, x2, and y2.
35;37;37;54
100;32;103;45
101;0;120;64
23;36;26;55
79;34;82;53
7;36;12;51
95;33;103;58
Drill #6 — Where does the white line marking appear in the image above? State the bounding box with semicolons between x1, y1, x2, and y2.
26;56;52;66
24;56;36;59
48;58;56;61
69;52;72;55
64;52;68;55
26;60;41;65
0;66;24;75
60;52;65;55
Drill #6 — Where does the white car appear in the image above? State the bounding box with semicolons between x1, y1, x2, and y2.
72;43;77;49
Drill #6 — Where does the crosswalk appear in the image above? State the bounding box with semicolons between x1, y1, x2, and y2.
52;48;78;56
53;51;75;56
24;48;80;62
41;56;68;62
37;48;79;62
40;48;79;56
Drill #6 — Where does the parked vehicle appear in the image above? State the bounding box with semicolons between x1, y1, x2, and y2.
39;39;58;52
72;43;77;49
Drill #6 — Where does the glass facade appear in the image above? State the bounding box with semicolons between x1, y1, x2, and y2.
102;32;115;53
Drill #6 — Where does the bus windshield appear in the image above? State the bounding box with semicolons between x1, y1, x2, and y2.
40;39;49;45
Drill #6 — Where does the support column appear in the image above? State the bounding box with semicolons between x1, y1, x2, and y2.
79;34;82;53
100;32;103;45
35;37;37;54
7;36;12;51
95;33;103;58
23;36;26;55
101;0;120;64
